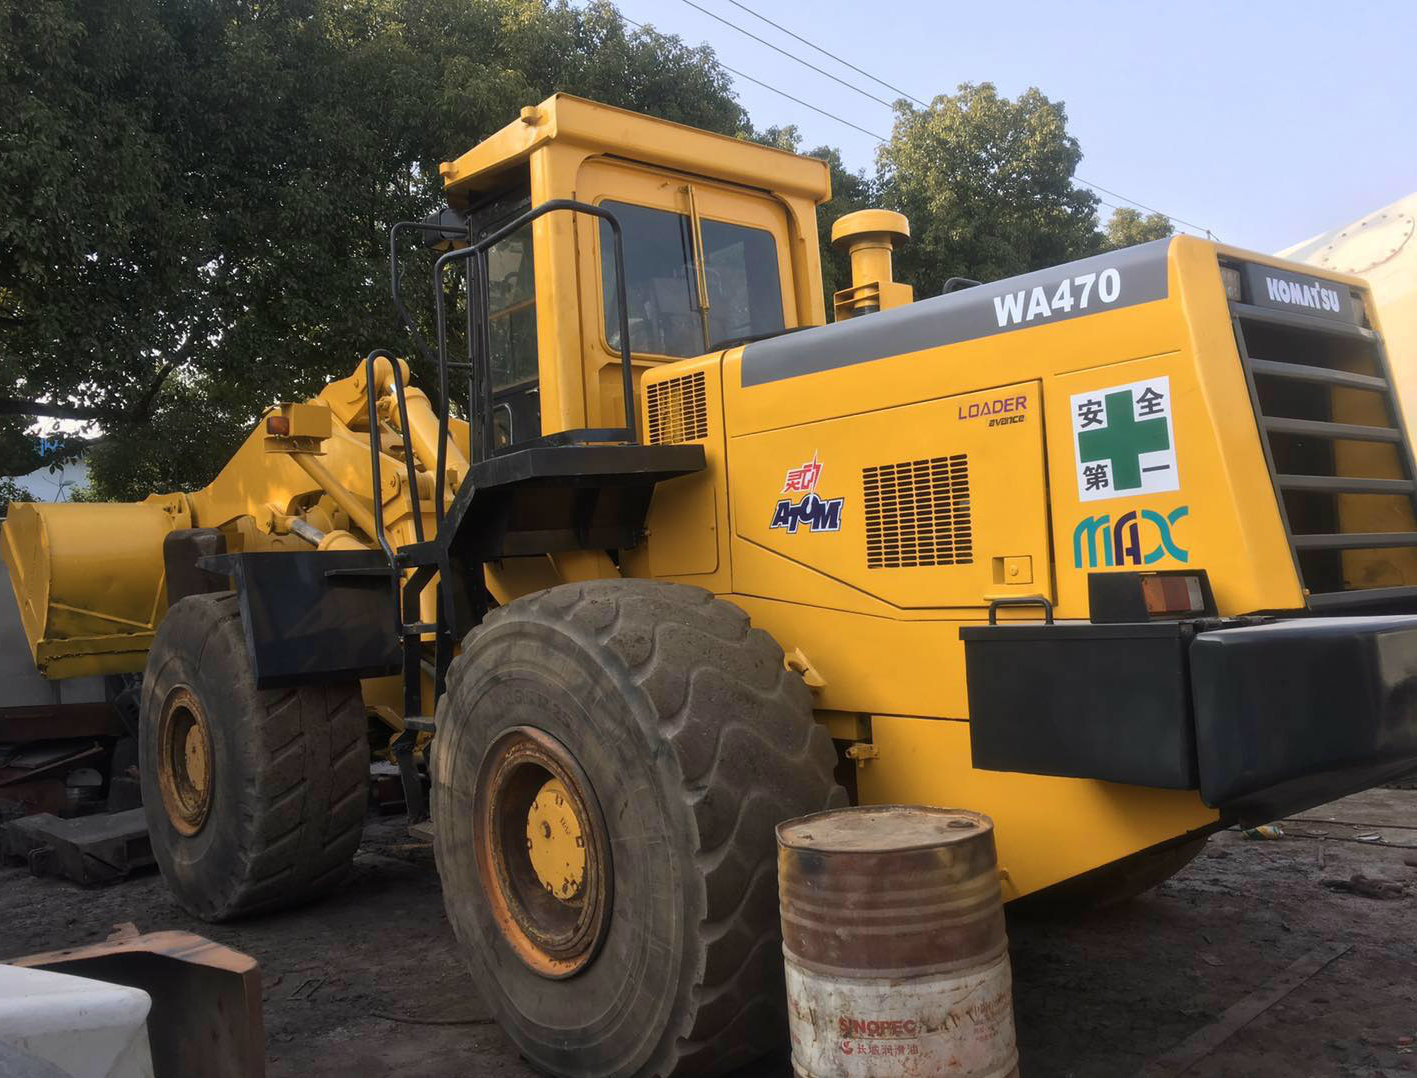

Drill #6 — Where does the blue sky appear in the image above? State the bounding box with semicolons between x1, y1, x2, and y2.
600;0;1417;253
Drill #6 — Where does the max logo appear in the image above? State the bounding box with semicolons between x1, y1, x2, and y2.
1073;506;1189;568
771;452;844;534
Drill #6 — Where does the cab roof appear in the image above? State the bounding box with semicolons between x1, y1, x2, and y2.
438;93;833;204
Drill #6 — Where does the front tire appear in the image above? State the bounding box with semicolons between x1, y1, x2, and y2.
139;593;368;921
432;579;843;1077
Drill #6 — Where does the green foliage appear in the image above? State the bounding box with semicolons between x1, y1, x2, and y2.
811;145;874;305
1;0;746;499
752;83;1110;314
877;83;1103;293
740;124;872;313
746;123;802;153
0;475;25;517
81;376;259;502
0;418;42;478
1104;206;1174;250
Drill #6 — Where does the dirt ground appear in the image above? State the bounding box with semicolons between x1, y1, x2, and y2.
2;789;1415;1077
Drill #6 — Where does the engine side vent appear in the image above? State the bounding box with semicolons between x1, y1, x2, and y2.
646;372;708;445
863;454;972;569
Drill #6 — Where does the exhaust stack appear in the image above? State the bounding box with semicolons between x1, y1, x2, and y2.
831;209;912;319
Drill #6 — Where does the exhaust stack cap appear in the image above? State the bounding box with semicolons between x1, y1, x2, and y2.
830;208;911;251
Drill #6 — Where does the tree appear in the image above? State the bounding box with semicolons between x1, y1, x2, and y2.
811;146;875;305
3;4;1145;503
1;0;747;500
0;477;24;517
876;82;1102;295
1103;206;1174;250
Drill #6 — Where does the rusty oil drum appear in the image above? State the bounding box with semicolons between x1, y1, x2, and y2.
777;806;1019;1077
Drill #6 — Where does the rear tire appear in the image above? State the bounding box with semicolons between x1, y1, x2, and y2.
432;579;843;1077
139;593;367;921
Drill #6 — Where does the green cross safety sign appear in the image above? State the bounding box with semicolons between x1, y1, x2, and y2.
1071;376;1179;502
1079;392;1170;489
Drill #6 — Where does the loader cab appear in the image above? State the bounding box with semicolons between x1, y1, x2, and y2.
437;94;832;451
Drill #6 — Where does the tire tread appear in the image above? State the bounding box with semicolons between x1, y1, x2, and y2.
140;593;367;921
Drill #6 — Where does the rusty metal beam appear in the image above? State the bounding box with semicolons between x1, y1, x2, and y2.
10;929;266;1078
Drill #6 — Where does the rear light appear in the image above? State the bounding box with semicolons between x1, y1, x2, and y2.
1350;290;1371;329
1219;264;1243;303
1140;573;1207;617
1088;570;1216;623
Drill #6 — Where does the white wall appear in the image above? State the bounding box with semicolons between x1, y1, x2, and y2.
11;451;91;503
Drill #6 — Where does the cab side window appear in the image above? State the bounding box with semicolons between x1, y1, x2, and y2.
600;201;700;358
702;219;784;349
465;182;540;449
600;199;785;358
486;223;538;391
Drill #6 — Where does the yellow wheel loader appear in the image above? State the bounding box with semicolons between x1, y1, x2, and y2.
7;94;1417;1075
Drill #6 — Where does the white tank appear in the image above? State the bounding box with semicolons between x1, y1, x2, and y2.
0;965;154;1078
1280;193;1417;424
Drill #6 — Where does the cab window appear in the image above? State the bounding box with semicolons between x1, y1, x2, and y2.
465;182;539;448
600;199;784;357
485;224;537;391
702;218;784;349
600;201;701;358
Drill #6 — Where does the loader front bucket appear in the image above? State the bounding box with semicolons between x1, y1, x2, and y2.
0;495;190;678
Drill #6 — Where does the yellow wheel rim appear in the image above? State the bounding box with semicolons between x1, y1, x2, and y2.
157;687;214;836
525;778;587;901
474;727;611;979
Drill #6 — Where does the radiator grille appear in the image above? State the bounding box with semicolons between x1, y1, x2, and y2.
863;455;972;569
1231;281;1417;608
646;372;708;445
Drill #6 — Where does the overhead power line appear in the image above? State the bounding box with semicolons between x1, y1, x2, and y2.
719;62;890;141
1070;176;1212;236
723;0;928;108
678;0;896;109
620;15;888;141
690;0;1216;238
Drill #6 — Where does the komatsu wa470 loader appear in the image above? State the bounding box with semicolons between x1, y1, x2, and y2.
6;96;1417;1076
